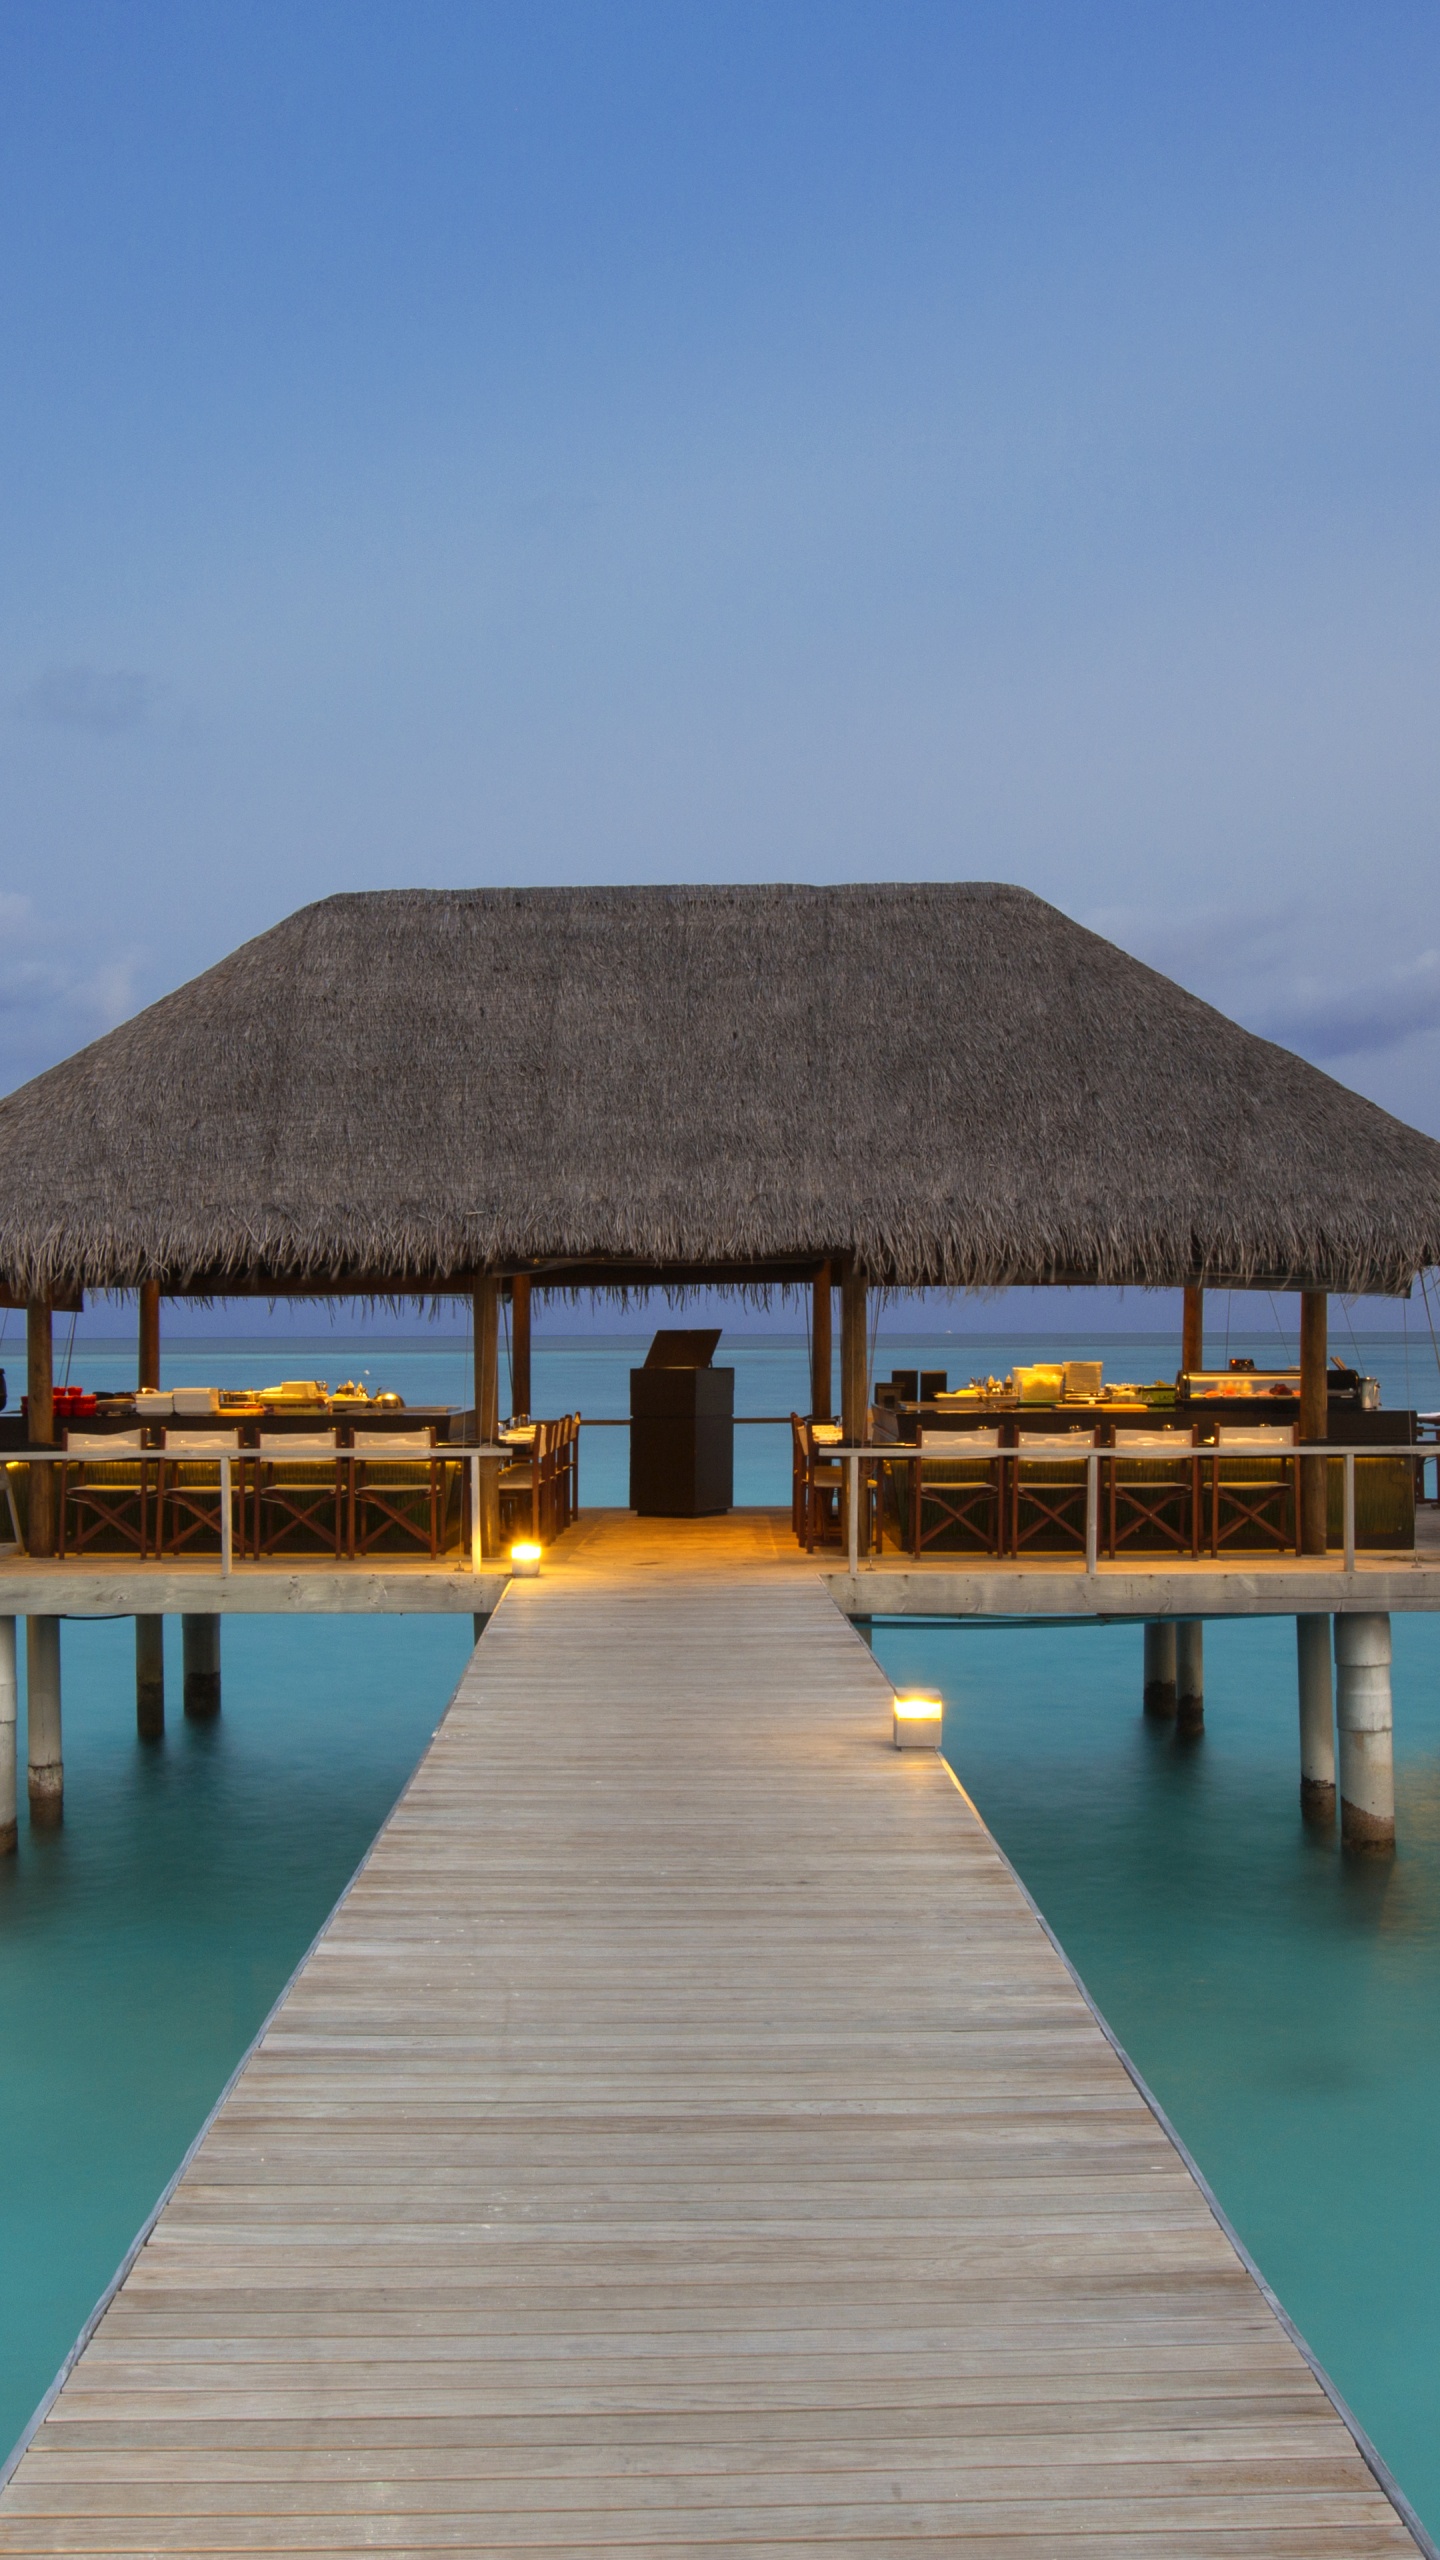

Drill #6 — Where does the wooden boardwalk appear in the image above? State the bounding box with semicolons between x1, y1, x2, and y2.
0;1515;1422;2554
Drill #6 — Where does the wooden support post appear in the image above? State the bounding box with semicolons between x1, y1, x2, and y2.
1176;1621;1204;1734
1143;1621;1176;1717
138;1281;161;1390
1182;1284;1203;1376
474;1278;501;1559
509;1276;532;1422
26;1299;53;1557
1299;1289;1328;1556
839;1264;868;1557
1335;1612;1395;1851
136;1616;165;1741
26;1615;62;1825
182;1615;221;1719
0;1617;16;1854
1296;1613;1335;1824
811;1263;833;1422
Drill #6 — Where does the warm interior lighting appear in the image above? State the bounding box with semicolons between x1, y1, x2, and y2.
509;1540;542;1577
892;1691;943;1750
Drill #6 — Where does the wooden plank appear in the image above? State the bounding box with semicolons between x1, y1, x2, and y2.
0;1514;1423;2553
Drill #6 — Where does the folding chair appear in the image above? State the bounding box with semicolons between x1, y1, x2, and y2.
252;1431;346;1558
1008;1429;1096;1556
1207;1425;1299;1555
1105;1426;1201;1559
59;1431;154;1557
350;1428;443;1558
156;1430;244;1558
910;1429;1004;1556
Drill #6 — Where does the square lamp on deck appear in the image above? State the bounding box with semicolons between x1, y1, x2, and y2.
509;1541;542;1578
892;1691;943;1750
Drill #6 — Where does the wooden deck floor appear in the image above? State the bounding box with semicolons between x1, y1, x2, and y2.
0;1516;1423;2553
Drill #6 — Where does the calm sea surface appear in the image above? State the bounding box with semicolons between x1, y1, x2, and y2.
2;1324;1438;2529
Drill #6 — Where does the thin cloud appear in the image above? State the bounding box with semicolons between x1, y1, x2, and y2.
0;895;142;1088
16;665;154;734
1264;952;1440;1062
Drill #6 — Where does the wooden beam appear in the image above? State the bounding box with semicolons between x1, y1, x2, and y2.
138;1282;161;1391
1181;1282;1203;1375
26;1301;54;1556
473;1278;501;1558
810;1262;832;1421
509;1276;532;1421
840;1263;867;1443
1299;1288;1328;1555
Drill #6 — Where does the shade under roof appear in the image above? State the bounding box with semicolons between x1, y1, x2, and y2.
0;881;1437;1300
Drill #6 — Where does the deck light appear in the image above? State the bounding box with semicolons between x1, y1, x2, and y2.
509;1540;542;1577
892;1690;943;1750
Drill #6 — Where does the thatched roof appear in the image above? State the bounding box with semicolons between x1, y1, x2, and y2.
0;882;1436;1299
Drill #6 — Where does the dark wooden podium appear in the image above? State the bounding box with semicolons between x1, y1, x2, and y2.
629;1330;735;1517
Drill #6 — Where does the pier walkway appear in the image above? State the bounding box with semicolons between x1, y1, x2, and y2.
0;1516;1423;2553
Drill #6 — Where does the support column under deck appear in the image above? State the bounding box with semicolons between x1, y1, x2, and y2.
182;1614;221;1720
26;1614;62;1824
1175;1621;1204;1734
136;1616;165;1740
1296;1614;1335;1824
1143;1621;1177;1718
1335;1612;1395;1852
0;1617;16;1853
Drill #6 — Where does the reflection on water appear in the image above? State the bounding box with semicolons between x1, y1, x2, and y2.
871;1609;1440;2539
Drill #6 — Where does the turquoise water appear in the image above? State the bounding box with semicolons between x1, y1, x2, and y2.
2;1324;1439;2528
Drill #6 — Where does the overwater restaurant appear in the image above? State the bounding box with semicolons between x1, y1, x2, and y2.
1;879;1439;1569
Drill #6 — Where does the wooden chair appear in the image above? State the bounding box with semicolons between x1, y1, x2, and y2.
252;1431;346;1558
546;1413;579;1534
1207;1425;1298;1555
59;1431;153;1557
350;1428;445;1558
792;1416;844;1551
1008;1429;1096;1556
156;1429;244;1558
1105;1426;1200;1558
909;1428;1004;1557
499;1421;549;1544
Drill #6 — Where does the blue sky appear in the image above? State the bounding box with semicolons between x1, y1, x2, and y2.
3;1;1440;1133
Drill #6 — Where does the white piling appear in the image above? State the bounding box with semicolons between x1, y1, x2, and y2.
1296;1614;1335;1823
182;1614;221;1720
1334;1612;1395;1852
26;1615;62;1825
1143;1621;1177;1718
1176;1620;1204;1733
136;1616;165;1741
0;1617;16;1853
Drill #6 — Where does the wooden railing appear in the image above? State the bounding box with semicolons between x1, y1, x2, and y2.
826;1442;1437;1579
